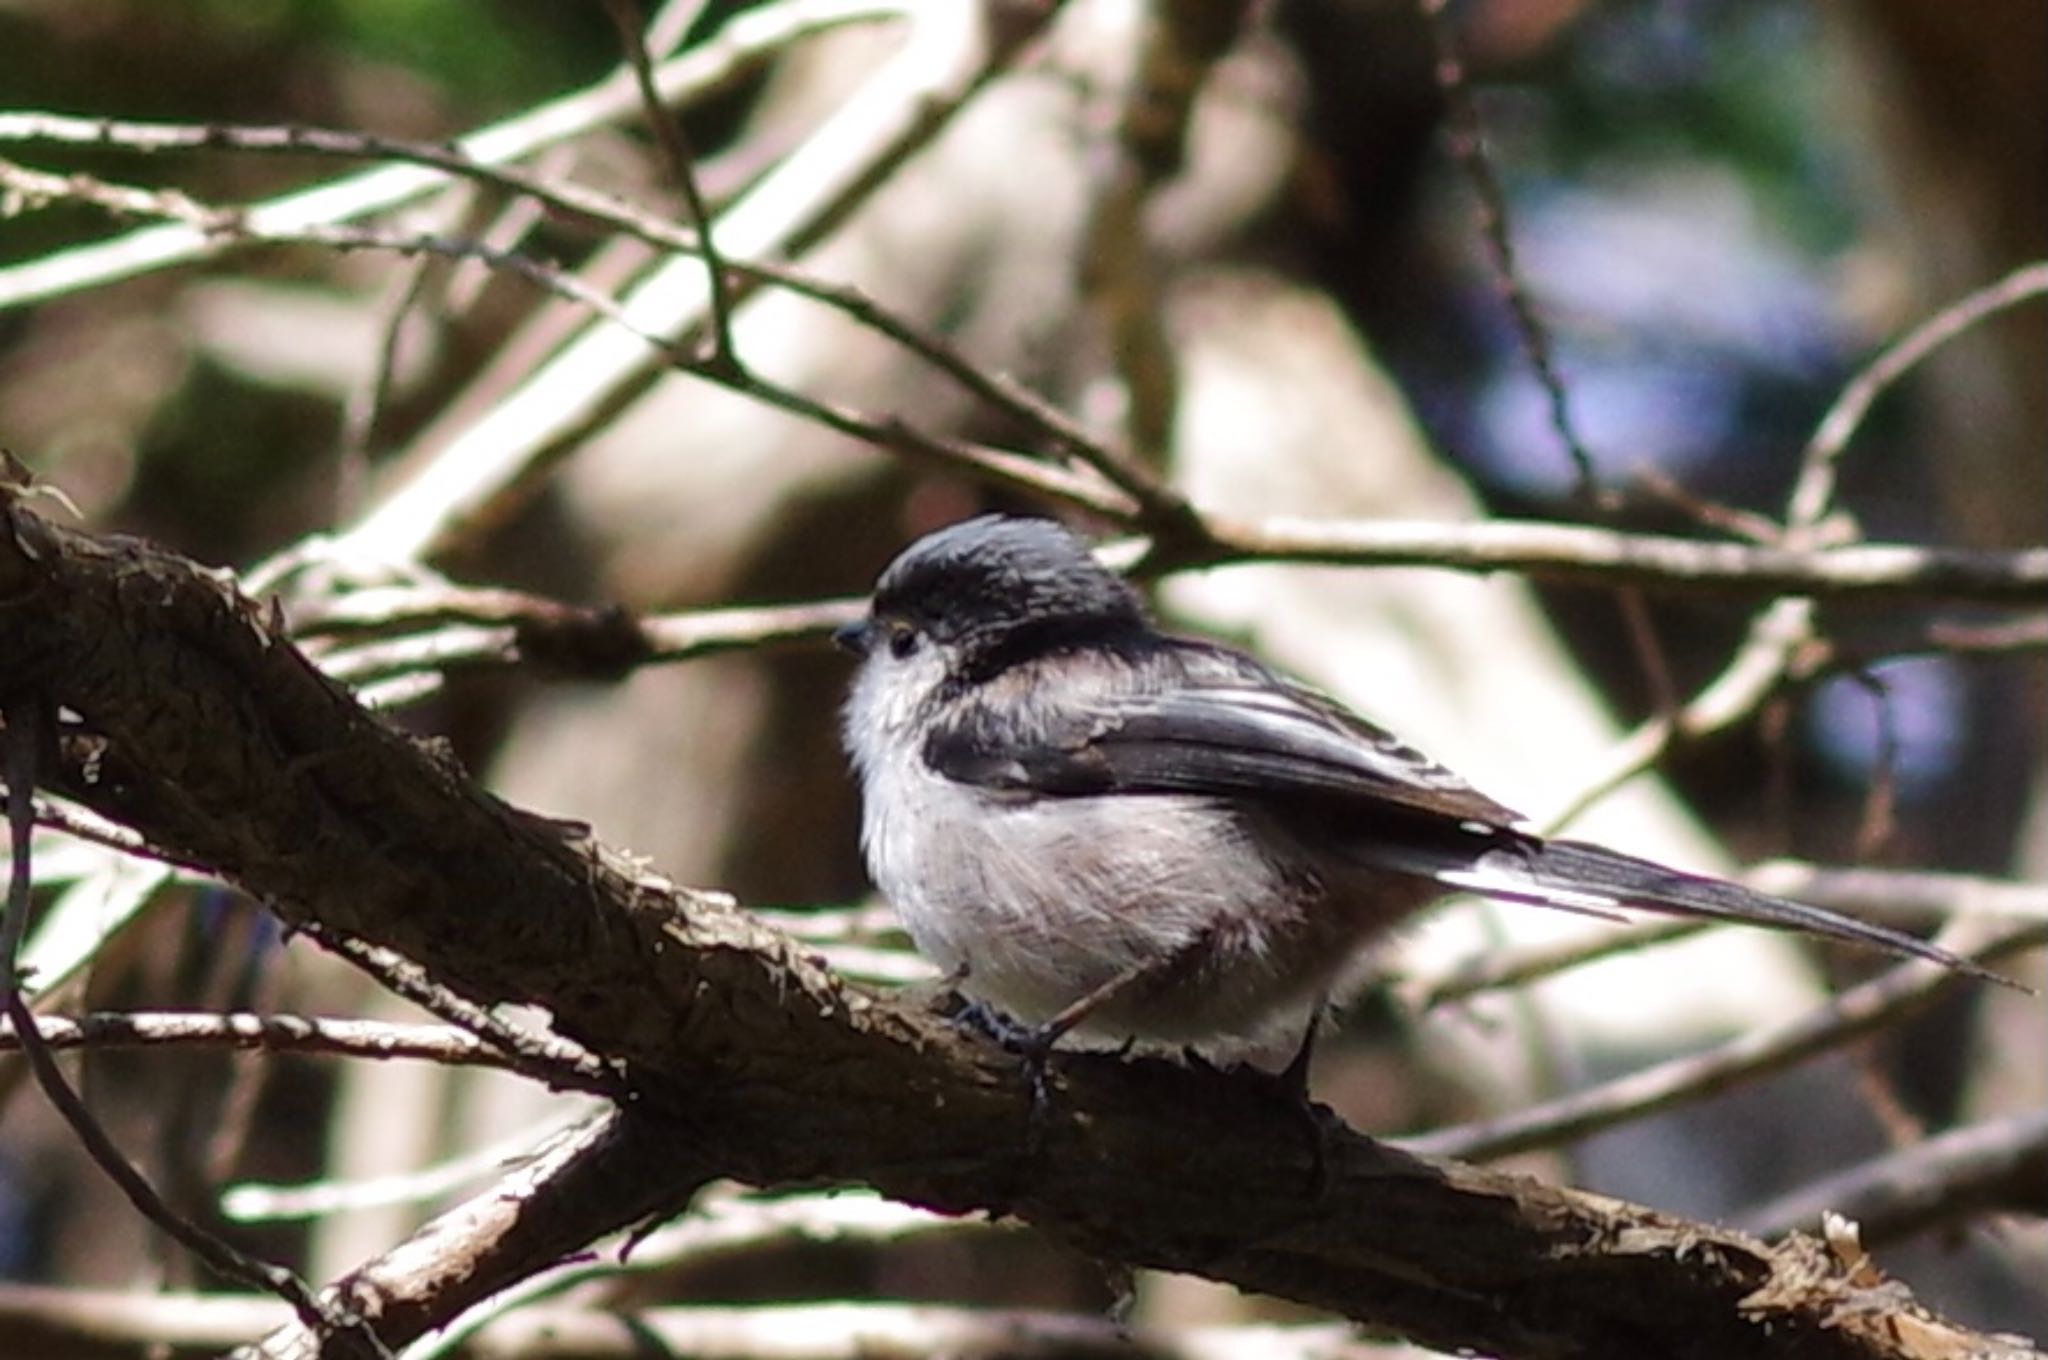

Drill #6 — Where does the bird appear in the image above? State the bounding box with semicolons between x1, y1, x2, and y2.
836;513;1996;1071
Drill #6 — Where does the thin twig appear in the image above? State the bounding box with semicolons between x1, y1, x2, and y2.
1738;1105;2048;1243
309;927;622;1096
29;796;183;862
1922;613;2048;653
1840;668;1902;860
1191;514;2048;603
289;570;2047;708
341;1;1061;564
0;1009;536;1067
599;0;740;370
1;157;1133;537
1;703;384;1356
647;0;717;55
302;588;861;687
737;261;1182;517
300;930;603;1096
286;574;2048;705
333;186;475;500
0;109;1153;512
1786;260;2048;531
223;1115;587;1223
234;1111;706;1359
0;704;37;977
0;155;685;346
1629;466;1786;544
1413;918;1704;1009
0;0;911;308
1403;914;2047;1163
1416;0;1596;501
411;1187;984;1356
1745;860;2048;924
1541;596;1819;832
1422;0;1735;728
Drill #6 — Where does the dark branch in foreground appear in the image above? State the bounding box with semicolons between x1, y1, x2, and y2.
0;496;2039;1360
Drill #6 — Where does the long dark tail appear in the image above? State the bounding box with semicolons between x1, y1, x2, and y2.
1436;837;2011;986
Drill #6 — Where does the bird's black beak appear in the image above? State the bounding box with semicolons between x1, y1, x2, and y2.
833;618;873;657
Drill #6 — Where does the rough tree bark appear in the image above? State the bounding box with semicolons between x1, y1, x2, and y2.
0;496;2038;1360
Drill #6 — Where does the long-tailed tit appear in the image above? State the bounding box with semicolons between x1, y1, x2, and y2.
837;515;1993;1066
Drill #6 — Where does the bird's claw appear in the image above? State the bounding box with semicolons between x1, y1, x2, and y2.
949;1000;1062;1146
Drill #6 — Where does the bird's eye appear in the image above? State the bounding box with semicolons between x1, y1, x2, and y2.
887;624;919;658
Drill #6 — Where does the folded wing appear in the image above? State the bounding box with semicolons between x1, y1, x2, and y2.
925;640;2005;984
927;645;1525;827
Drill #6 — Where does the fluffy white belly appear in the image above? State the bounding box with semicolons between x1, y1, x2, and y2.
860;758;1373;1053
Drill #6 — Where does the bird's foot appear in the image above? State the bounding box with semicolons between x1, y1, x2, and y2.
949;1001;1063;1146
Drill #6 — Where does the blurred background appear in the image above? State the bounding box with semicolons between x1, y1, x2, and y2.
0;0;2041;1353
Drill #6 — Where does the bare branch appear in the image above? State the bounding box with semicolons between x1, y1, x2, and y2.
0;1010;523;1068
0;0;910;308
597;0;740;369
338;1;1065;564
1788;261;2048;530
29;796;186;862
1404;913;2046;1164
223;1118;589;1225
2;465;2039;1359
2;702;383;1356
0;107;1165;519
307;927;620;1097
237;1111;703;1360
1187;514;2048;604
333;186;473;490
11;144;2045;610
1542;595;1817;830
1418;0;1598;502
1739;1106;2048;1244
279;558;2045;724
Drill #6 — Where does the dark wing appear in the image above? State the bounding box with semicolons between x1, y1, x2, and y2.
925;642;1525;827
924;642;2015;985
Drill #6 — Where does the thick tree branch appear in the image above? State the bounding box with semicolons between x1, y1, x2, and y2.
0;499;2038;1360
